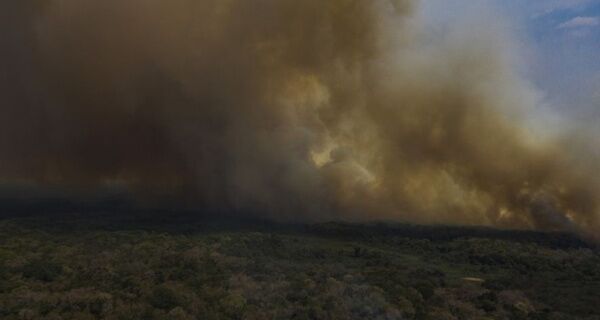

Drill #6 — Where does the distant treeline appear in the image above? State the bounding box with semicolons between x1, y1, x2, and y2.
307;222;596;250
0;198;594;253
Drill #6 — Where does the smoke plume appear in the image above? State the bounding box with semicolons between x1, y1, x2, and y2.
1;0;599;236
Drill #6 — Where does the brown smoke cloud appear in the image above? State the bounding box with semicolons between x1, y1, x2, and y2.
1;0;599;236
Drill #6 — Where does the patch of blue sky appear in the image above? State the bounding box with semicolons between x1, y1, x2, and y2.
495;0;600;116
419;0;599;117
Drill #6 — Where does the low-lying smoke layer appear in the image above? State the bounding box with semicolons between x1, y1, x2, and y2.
1;1;599;236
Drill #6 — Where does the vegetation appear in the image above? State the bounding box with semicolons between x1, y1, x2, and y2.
0;215;599;319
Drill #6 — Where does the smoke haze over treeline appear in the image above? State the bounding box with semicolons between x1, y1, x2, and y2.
1;0;599;237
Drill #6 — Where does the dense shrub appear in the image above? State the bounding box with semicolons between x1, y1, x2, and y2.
20;259;62;282
0;219;598;319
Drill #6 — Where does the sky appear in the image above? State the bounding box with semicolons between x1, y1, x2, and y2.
421;0;600;120
2;0;600;234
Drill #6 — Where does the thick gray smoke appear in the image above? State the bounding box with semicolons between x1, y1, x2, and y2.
1;0;599;237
